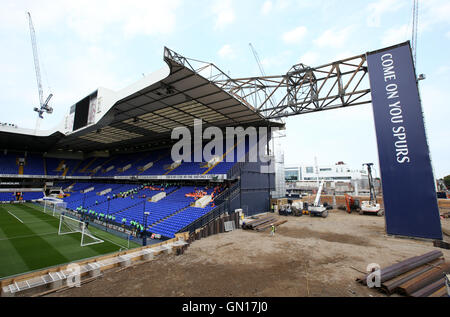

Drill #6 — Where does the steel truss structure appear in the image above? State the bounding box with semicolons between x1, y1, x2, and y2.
164;47;372;120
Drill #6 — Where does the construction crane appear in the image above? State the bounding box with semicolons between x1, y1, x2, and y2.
411;0;419;66
248;43;279;117
307;180;329;218
411;0;425;82
360;163;383;216
27;12;53;126
249;43;266;77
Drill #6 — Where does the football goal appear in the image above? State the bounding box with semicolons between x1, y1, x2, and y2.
58;215;104;247
43;199;67;217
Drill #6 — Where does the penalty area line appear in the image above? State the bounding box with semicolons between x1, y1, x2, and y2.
7;210;24;224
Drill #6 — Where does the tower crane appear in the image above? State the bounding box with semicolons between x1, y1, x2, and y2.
249;43;266;77
248;43;276;108
27;12;53;127
411;0;418;66
411;1;425;82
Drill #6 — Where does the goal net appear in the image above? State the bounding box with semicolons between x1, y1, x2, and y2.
58;215;104;247
43;200;67;217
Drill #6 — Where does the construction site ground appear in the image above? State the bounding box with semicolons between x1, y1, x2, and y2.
48;209;450;297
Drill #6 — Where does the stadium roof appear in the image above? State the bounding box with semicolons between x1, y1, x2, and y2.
1;47;281;153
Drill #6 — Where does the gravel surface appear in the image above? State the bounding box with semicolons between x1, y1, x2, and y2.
48;209;450;297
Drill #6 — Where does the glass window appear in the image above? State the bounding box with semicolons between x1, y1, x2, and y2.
306;167;314;173
285;170;299;181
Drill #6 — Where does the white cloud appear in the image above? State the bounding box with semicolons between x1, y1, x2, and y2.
381;24;410;46
0;1;185;132
69;0;181;41
0;0;181;42
212;0;235;30
276;0;291;10
314;26;353;48
421;0;450;29
435;65;450;76
366;0;406;27
298;51;319;66
261;0;292;15
260;50;293;72
419;82;450;178
218;44;235;59
34;44;127;130
261;1;273;15
331;50;355;62
282;26;307;44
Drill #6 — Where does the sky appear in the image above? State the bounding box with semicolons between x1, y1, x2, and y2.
0;0;449;178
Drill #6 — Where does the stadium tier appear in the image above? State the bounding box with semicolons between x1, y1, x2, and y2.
0;140;251;178
0;153;18;174
0;191;43;202
0;192;14;202
23;153;45;175
21;192;44;200
1;135;272;242
60;182;223;238
149;206;214;238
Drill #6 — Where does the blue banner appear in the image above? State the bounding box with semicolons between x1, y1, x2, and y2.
367;42;442;240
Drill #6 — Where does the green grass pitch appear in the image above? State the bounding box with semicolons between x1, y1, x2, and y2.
0;203;141;278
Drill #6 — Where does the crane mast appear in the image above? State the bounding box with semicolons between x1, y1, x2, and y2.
249;43;266;77
411;0;418;66
27;12;44;108
363;163;377;203
27;12;52;126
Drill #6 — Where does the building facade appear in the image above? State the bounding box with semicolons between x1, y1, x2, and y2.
285;161;368;183
284;162;383;195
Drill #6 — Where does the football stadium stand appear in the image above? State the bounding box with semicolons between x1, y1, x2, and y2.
0;191;43;202
21;192;44;201
0;192;14;202
59;183;223;238
0;153;18;175
0;47;279;243
0;140;249;178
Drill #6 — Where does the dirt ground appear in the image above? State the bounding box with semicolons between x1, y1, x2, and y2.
48;209;450;297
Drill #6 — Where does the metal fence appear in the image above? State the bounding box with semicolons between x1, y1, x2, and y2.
177;180;240;235
33;201;144;246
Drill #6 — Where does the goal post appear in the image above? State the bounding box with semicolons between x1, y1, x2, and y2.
42;199;66;216
52;201;67;217
58;215;104;247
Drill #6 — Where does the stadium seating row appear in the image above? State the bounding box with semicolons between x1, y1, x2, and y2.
0;191;44;202
0;139;252;178
64;182;223;238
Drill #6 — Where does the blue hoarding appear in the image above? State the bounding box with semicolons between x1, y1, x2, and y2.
367;42;442;240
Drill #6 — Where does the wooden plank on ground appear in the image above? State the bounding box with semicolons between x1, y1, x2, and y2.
256;220;287;232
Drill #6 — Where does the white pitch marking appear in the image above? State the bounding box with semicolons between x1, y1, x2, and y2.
7;210;24;224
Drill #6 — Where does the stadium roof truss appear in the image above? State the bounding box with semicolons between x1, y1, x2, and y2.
169;48;372;120
55;47;272;152
1;45;374;152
